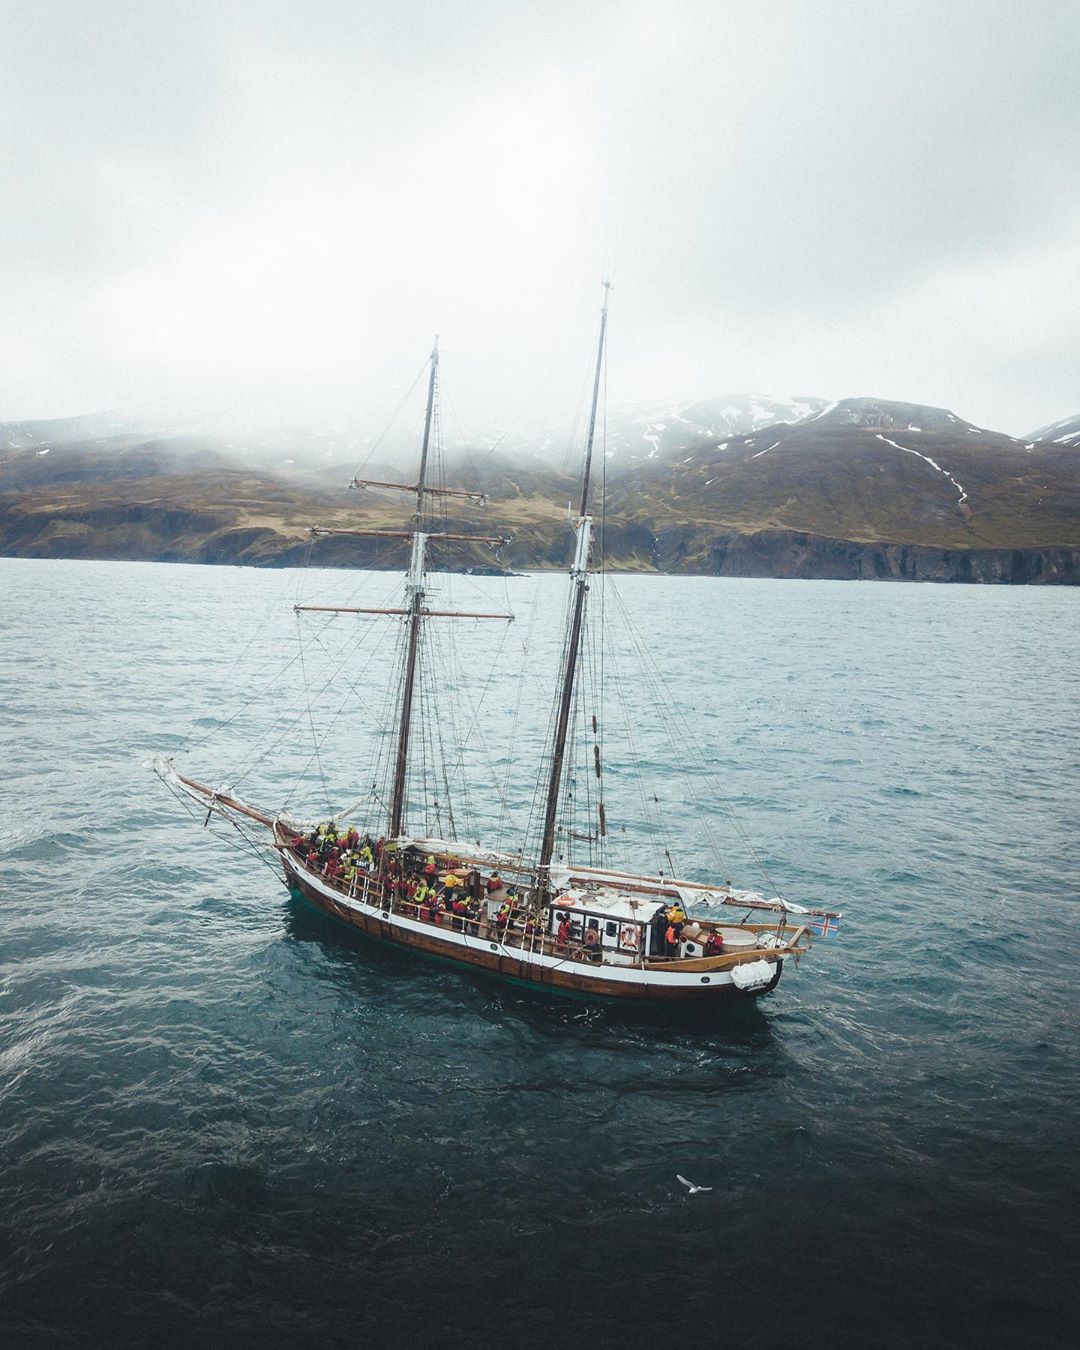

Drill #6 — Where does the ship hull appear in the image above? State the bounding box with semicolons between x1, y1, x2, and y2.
283;857;783;1003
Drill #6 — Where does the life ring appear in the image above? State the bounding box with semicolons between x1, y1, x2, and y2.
619;924;640;950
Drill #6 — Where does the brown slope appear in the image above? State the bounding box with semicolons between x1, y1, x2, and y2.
610;399;1080;551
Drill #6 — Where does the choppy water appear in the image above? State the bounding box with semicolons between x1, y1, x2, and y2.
1;557;1078;1350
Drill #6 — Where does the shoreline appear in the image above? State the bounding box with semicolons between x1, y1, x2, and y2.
2;536;1077;585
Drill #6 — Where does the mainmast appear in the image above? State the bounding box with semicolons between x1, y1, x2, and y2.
537;282;610;883
388;339;438;839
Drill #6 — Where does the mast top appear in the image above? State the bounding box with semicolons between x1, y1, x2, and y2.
577;281;611;519
414;338;440;520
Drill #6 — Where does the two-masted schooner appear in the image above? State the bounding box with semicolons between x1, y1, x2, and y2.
155;287;842;1002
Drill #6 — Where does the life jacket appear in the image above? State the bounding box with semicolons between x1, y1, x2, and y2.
666;925;678;945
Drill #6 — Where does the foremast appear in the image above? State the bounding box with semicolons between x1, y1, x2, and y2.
388;339;439;839
537;282;610;887
295;339;513;840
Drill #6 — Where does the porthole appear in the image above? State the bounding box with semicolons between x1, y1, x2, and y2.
381;911;390;920
490;943;498;951
701;976;711;984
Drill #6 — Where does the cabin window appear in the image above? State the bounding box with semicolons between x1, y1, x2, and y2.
605;922;617;937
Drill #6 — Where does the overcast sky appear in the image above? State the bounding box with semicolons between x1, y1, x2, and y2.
3;0;1079;437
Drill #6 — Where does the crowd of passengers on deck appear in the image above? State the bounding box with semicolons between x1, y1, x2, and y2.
289;824;724;961
289;824;526;936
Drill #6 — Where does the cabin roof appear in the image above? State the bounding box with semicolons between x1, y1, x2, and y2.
554;889;661;923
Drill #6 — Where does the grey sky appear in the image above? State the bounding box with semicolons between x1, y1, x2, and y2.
3;0;1078;437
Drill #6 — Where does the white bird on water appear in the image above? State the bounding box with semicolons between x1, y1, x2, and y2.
677;1174;712;1195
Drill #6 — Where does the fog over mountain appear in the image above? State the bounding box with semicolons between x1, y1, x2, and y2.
0;392;830;476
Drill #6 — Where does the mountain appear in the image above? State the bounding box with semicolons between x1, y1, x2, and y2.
466;393;829;469
0;410;157;449
1028;412;1080;447
1;397;1078;582
567;392;827;463
603;398;1080;580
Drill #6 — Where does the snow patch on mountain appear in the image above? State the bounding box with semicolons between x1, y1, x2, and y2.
1027;412;1080;446
876;433;970;512
580;393;829;464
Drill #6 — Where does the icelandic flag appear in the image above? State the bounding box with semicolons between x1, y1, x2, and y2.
807;913;843;939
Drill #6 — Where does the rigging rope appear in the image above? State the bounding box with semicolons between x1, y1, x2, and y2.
296;611;336;814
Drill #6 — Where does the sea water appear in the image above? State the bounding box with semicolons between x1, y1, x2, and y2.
1;557;1078;1349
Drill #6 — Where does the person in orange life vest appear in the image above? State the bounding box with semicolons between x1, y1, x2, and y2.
557;913;573;946
665;923;679;958
706;930;725;956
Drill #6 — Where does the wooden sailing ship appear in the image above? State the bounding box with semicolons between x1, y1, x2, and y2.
155;287;842;1002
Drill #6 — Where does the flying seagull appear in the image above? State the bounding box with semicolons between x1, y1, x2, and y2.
677;1174;712;1195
